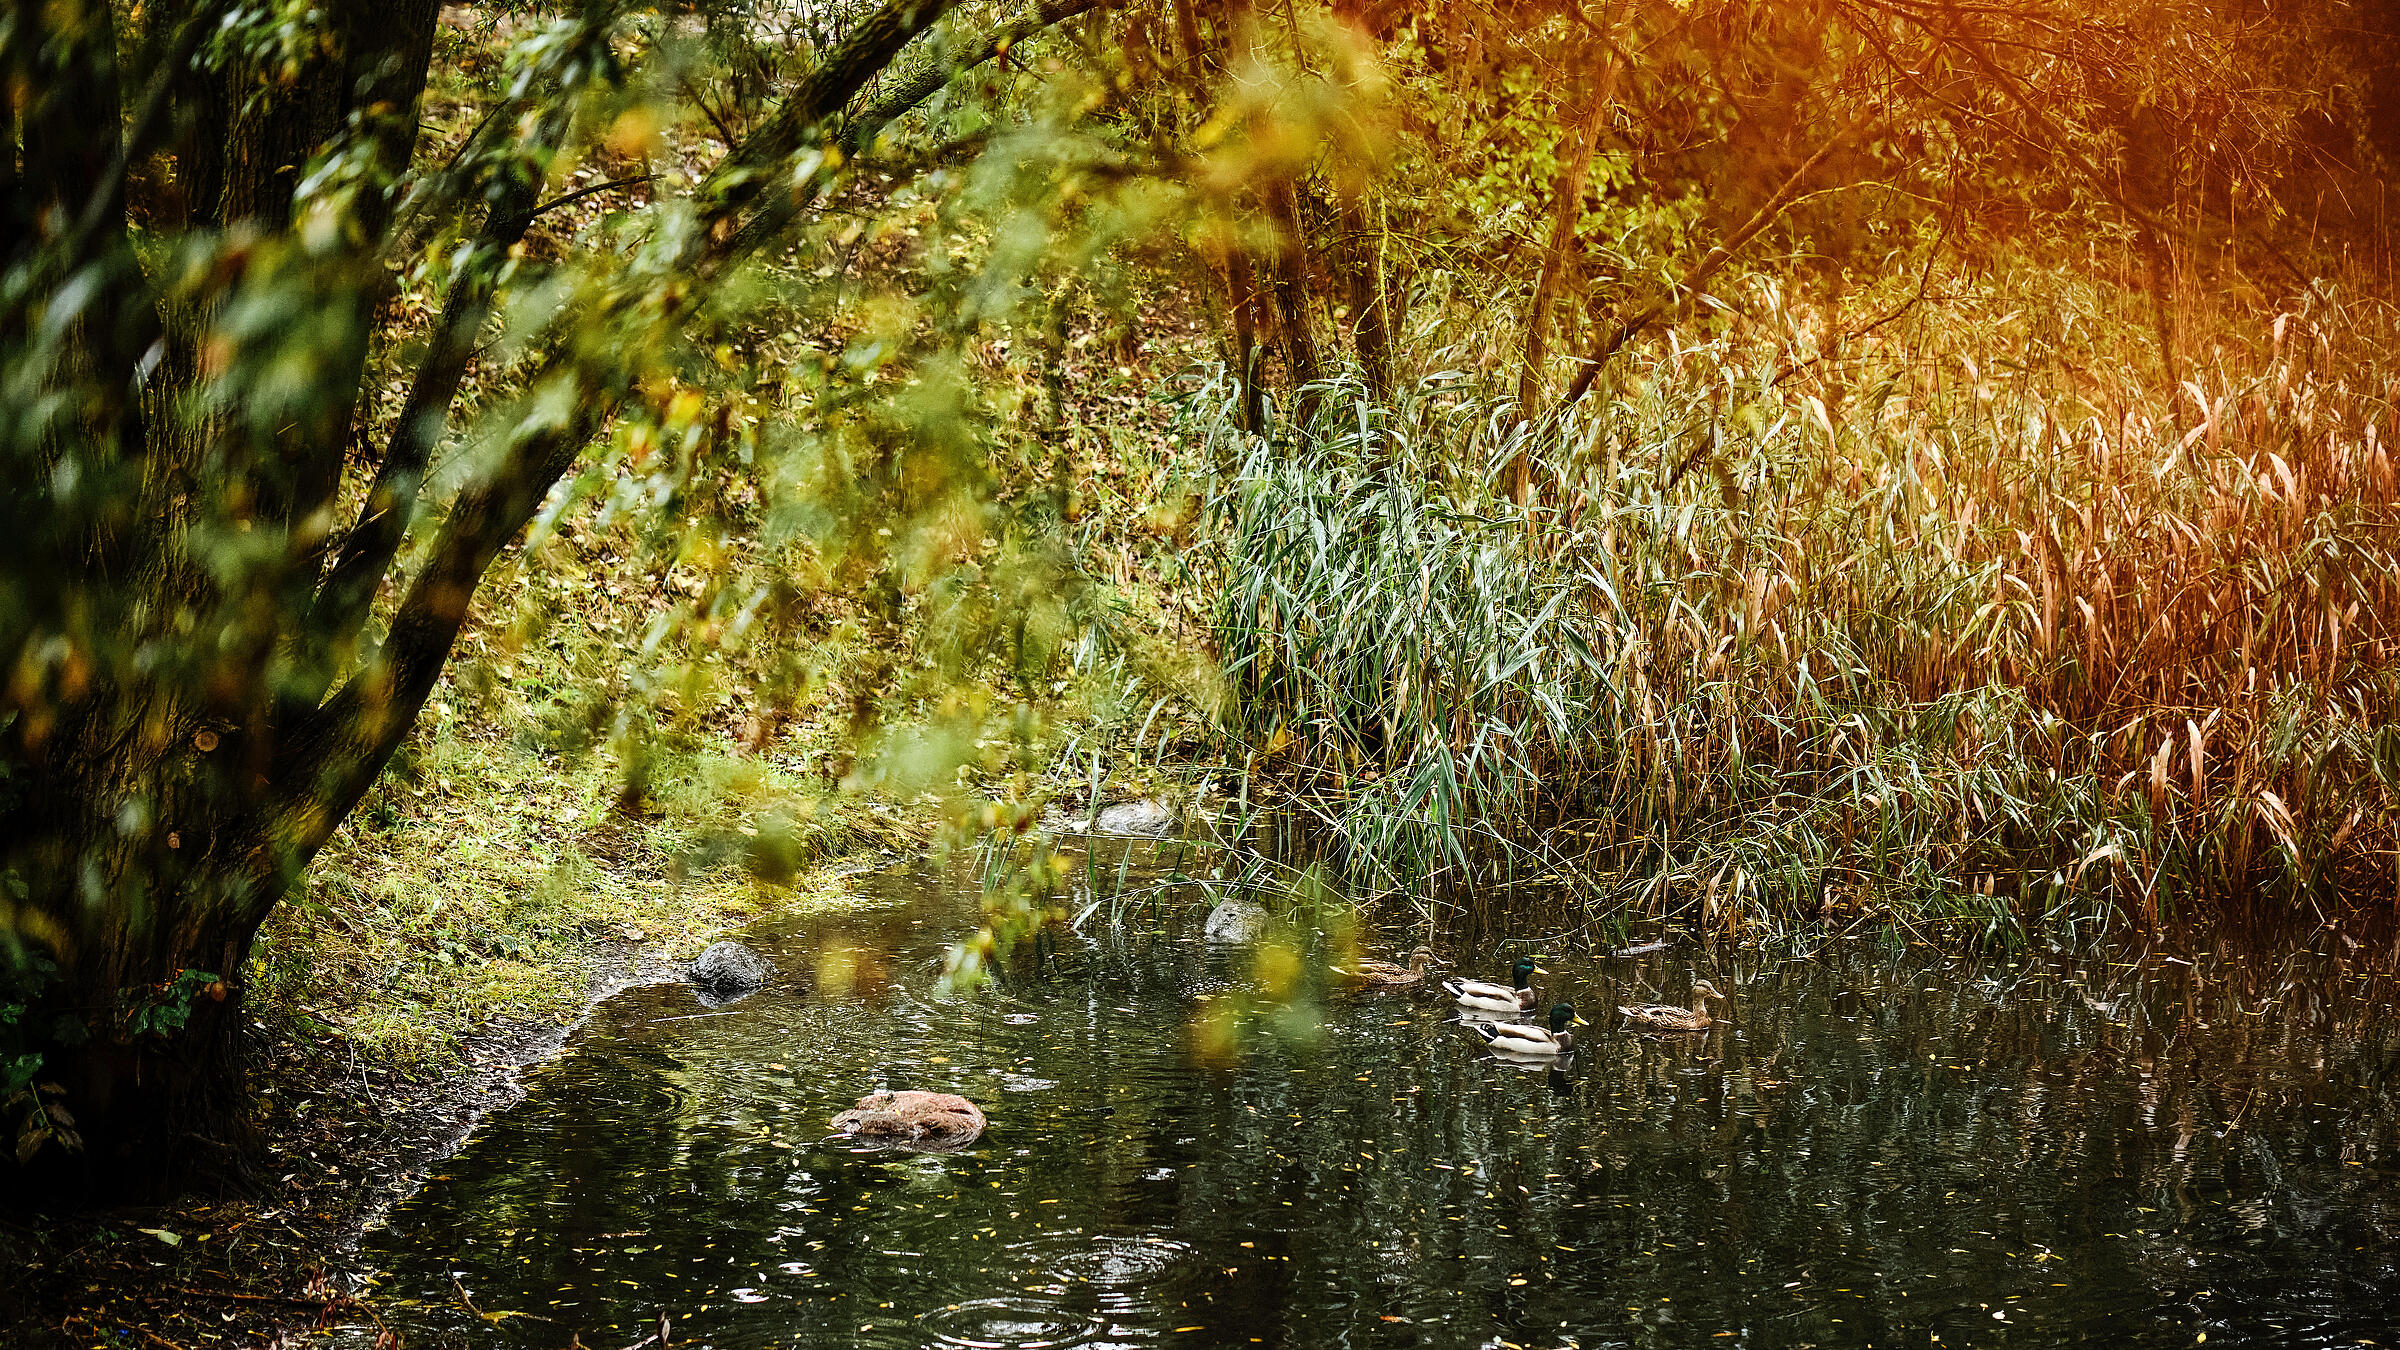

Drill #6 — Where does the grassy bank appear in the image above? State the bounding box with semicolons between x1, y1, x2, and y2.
245;287;1224;1071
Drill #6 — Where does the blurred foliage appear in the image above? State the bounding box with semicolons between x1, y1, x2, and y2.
0;0;1248;1166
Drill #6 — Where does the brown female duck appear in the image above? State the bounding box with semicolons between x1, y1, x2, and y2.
1618;979;1726;1032
1337;946;1439;987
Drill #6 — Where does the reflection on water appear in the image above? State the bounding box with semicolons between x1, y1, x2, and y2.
355;851;2400;1348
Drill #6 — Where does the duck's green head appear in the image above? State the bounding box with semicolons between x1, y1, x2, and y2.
1547;1003;1585;1033
1512;956;1543;988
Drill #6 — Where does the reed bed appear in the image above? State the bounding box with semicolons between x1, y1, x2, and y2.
1202;271;2400;937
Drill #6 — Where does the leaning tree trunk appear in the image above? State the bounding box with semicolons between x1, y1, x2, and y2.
2;0;444;1196
1339;192;1393;400
1224;245;1268;434
3;0;991;1198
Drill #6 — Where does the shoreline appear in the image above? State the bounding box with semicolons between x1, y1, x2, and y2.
0;908;825;1348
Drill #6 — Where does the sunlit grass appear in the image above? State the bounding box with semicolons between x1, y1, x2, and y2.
1202;261;2400;938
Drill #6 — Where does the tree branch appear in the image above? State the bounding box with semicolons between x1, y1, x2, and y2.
843;0;1113;157
1843;0;2311;289
303;112;570;671
716;0;1110;270
532;174;657;220
696;0;960;240
265;0;967;883
1560;127;1856;408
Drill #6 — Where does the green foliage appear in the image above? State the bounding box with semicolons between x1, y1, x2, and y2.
124;970;226;1041
1;0;1243;1161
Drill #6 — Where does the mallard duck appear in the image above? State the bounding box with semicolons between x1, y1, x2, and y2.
1471;1003;1585;1055
1337;946;1439;986
1442;956;1543;1013
1618;979;1725;1032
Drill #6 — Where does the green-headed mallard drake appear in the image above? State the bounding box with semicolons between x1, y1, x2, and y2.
1471;1003;1585;1055
1337;946;1438;986
1443;956;1542;1013
1618;979;1725;1032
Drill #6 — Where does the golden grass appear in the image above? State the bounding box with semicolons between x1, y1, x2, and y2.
1205;259;2400;935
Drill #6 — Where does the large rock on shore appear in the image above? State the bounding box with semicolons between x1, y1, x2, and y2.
831;1090;987;1149
689;940;771;1004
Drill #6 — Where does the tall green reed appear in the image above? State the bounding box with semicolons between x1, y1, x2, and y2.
1200;277;2400;938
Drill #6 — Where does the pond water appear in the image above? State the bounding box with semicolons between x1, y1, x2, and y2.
351;844;2400;1348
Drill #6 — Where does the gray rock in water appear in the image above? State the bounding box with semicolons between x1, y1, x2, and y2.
1092;798;1174;836
690;939;771;1004
1203;899;1268;944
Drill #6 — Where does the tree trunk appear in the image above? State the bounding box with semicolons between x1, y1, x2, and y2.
1511;21;1616;504
2141;225;2183;430
1328;0;1391;401
1340;192;1393;399
1262;177;1324;427
2122;105;2184;431
1173;0;1207;69
1518;89;1608;425
1216;244;1267;435
5;0;441;1199
5;0;975;1199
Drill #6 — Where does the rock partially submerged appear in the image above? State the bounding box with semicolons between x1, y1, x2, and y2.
689;940;771;1005
1041;797;1179;837
1203;899;1268;944
831;1090;987;1149
1092;798;1175;836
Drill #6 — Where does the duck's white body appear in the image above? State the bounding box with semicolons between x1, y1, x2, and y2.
1443;977;1537;1013
1471;1020;1574;1055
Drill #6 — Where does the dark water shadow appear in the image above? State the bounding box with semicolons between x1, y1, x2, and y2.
342;847;2400;1349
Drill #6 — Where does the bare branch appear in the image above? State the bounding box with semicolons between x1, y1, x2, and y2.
532;174;657;220
1561;127;1858;408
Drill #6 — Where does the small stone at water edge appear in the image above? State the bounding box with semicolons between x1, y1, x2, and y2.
1204;900;1267;943
1091;798;1175;836
690;939;771;1004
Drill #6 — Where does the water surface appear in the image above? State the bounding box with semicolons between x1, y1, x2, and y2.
355;849;2400;1348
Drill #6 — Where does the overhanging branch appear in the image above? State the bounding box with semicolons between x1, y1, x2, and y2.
843;0;1114;157
696;0;960;238
265;0;967;882
303;111;570;670
715;0;1112;270
1560;126;1856;407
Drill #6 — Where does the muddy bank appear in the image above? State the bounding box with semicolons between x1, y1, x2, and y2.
0;941;699;1349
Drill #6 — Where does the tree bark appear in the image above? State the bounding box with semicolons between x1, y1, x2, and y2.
1512;86;1608;501
1326;0;1390;401
1261;177;1324;426
2141;225;2183;430
1225;246;1267;433
1339;193;1393;399
1173;0;1207;70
